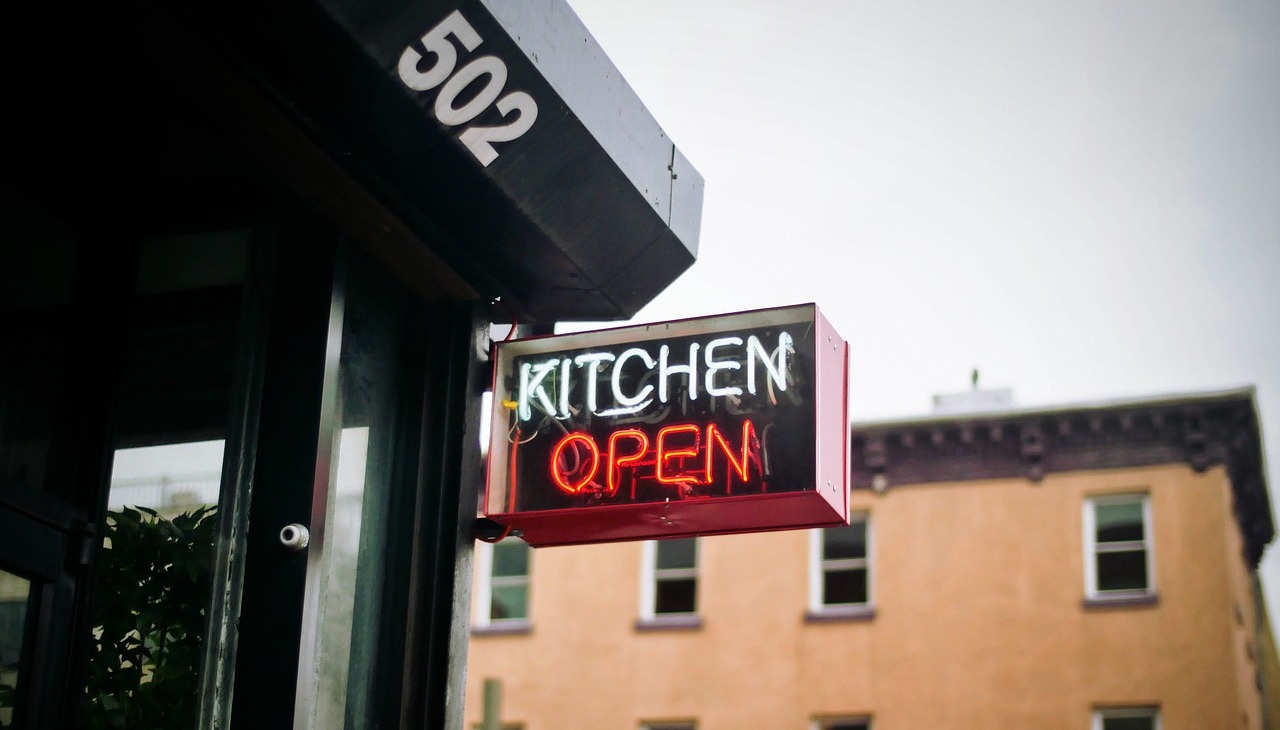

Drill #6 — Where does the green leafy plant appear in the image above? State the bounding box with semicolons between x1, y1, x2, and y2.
1;580;30;727
0;680;15;728
83;505;217;730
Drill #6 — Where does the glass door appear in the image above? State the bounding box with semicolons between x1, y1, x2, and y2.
79;231;258;730
223;232;490;730
229;239;455;730
293;249;412;729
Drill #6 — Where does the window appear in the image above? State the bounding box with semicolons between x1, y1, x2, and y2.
1084;494;1154;600
1093;707;1160;730
641;722;695;730
0;571;31;728
813;718;870;730
640;538;699;625
809;515;872;617
474;538;531;630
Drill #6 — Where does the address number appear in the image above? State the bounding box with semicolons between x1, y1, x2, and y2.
398;10;538;167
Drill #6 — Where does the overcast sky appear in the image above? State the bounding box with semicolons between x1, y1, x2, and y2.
563;0;1280;619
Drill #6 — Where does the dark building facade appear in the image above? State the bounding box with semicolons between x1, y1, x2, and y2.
1;0;702;727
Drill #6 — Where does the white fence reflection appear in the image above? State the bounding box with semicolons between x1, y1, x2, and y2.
107;472;221;511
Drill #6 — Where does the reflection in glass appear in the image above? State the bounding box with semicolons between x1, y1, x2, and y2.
823;523;866;561
308;426;373;727
652;539;698;615
0;569;32;728
1100;711;1158;730
1096;502;1144;543
0;199;75;498
1091;496;1150;595
83;442;223;728
824;568;868;605
298;251;404;730
656;539;697;571
80;231;249;728
654;578;697;615
1096;551;1148;592
108;441;224;511
489;541;531;621
820;520;870;608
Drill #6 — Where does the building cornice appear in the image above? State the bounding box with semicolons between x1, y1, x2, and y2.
851;387;1273;567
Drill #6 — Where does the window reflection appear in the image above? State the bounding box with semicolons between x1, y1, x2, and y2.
0;200;75;497
297;249;405;730
83;441;224;728
80;230;250;728
309;426;371;727
108;441;223;511
651;539;698;616
0;569;31;728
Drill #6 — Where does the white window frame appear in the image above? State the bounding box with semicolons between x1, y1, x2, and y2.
809;514;872;613
640;722;696;730
1083;493;1155;600
640;538;699;621
473;538;531;629
1092;706;1161;730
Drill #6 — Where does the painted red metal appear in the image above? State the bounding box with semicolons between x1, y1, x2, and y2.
484;303;849;547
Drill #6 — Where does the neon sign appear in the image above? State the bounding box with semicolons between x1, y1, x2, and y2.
485;304;850;547
515;332;793;420
547;420;761;497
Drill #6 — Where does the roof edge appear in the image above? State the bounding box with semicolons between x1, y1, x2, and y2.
851;386;1273;568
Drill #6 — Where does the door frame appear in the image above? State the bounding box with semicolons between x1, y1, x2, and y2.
227;230;487;730
0;492;92;730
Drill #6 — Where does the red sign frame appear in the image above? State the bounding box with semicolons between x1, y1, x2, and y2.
484;303;849;547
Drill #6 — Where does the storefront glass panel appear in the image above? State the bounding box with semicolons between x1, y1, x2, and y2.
0;200;76;497
0;569;31;728
81;232;252;729
296;251;406;729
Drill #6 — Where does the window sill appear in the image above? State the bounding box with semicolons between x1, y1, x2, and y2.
1082;593;1159;610
805;605;876;623
635;614;703;632
471;619;532;636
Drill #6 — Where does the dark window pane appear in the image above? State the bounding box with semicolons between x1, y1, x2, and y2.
492;540;529;578
1096;502;1144;543
823;523;866;560
1097;550;1148;592
827;723;869;730
0;571;32;727
0;202;75;497
824;568;868;605
656;538;697;570
1102;716;1154;730
655;577;697;614
491;584;528;620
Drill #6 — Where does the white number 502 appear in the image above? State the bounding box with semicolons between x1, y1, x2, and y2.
398;10;538;166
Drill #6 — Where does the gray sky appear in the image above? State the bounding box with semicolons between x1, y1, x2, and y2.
564;0;1280;619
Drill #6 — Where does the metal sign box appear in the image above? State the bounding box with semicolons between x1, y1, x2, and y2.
484;304;849;547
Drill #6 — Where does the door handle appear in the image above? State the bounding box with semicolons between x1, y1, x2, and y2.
279;523;310;552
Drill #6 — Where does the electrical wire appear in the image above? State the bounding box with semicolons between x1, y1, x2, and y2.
492;297;519;342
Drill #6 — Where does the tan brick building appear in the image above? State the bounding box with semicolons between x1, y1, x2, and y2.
464;388;1278;729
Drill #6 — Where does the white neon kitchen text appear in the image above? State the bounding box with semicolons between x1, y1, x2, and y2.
516;332;793;422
